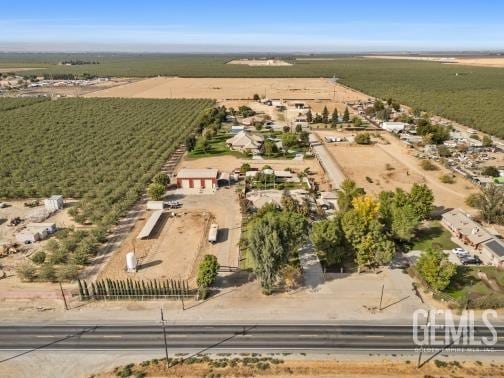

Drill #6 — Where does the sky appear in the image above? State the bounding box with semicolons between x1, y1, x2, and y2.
1;1;503;53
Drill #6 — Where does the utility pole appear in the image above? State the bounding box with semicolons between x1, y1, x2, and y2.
59;281;68;310
179;275;185;311
417;310;431;368
160;307;169;366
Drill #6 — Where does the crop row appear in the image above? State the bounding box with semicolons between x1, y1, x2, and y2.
0;97;214;226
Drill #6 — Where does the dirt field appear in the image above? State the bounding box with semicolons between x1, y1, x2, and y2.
86;77;367;110
316;130;479;212
227;59;292;66
363;55;504;68
98;210;210;283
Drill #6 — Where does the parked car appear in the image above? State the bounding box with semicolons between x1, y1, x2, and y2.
459;255;482;265
452;247;469;257
389;260;410;270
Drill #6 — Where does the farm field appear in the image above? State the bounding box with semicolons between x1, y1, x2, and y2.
316;130;479;212
0;97;213;226
3;54;504;136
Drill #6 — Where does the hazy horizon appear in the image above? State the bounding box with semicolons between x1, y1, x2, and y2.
2;1;503;53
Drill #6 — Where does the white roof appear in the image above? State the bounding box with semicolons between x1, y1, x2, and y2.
137;210;163;239
177;168;218;179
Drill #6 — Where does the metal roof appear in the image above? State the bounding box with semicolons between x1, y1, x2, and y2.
177;168;218;179
137;210;163;239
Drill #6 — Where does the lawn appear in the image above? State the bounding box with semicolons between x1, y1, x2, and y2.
411;220;458;251
187;131;244;159
443;266;504;308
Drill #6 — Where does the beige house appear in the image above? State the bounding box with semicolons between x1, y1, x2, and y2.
226;131;264;154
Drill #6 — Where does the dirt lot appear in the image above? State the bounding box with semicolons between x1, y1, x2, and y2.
363;55;504;68
227;59;292;66
86;77;367;112
98;210;210;283
316;130;479;212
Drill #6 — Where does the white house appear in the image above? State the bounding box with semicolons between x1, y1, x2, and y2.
380;122;407;133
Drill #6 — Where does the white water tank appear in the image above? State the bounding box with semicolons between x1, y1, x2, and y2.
126;252;137;272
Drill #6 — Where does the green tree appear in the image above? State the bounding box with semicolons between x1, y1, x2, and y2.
195;136;210;152
482;135;493;147
295;124;303;133
56;264;79;282
253;93;260;101
185;134;196;151
482;166;499;177
147;182;165;201
31;251;46;265
409;183;434;220
240;163;251;174
197;254;220;289
310;216;346;266
281;133;298;150
331;108;339;128
416;248;456;291
248;214;287;294
322;106;329;124
152;172;170;186
306;109;313;123
263;139;275;157
354;132;371;145
337;179;365;212
280;190;299;213
390;204;419;242
342;107;350;122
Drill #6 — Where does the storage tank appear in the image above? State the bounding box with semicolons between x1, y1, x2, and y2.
126;252;137;272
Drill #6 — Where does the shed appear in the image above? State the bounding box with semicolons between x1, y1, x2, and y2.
16;231;41;244
44;195;64;212
176;168;218;192
137;210;163;240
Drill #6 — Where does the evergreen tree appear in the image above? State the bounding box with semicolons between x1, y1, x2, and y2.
331;108;339;128
343;107;350;122
322;106;329;124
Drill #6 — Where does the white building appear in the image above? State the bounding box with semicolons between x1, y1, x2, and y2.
16;231;41;244
381;122;407;133
44;195;64;212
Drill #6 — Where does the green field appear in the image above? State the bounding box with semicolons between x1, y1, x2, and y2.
0;97;214;226
3;53;504;137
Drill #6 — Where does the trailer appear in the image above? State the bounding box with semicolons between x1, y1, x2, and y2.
208;224;219;243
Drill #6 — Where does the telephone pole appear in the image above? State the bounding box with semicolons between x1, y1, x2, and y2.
160;307;169;366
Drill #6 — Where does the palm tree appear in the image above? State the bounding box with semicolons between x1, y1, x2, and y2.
337;179;365;212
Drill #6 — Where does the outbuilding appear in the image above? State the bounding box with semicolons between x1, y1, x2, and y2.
44;195;64;212
176;168;219;192
381;122;407;133
16;231;41;244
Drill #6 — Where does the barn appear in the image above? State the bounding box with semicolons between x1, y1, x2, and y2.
176;168;219;193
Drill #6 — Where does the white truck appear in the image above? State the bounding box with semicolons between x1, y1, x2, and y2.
208;223;219;243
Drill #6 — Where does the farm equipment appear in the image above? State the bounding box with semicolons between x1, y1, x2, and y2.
1;243;21;258
8;217;22;226
24;200;40;208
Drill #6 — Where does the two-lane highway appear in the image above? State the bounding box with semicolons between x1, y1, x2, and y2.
0;324;503;352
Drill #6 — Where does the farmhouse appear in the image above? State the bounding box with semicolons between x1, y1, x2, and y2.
176;168;218;192
44;195;64;211
380;122;407;133
226;131;264;154
441;209;493;249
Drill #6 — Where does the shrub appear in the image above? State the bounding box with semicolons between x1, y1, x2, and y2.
354;132;371;144
38;264;57;282
482;166;499;177
152;172;170;186
56;264;79;282
440;174;455;184
420;160;438;171
31;251;46;265
16;262;37;282
49;249;68;265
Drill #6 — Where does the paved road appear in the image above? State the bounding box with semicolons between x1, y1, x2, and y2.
1;324;503;352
